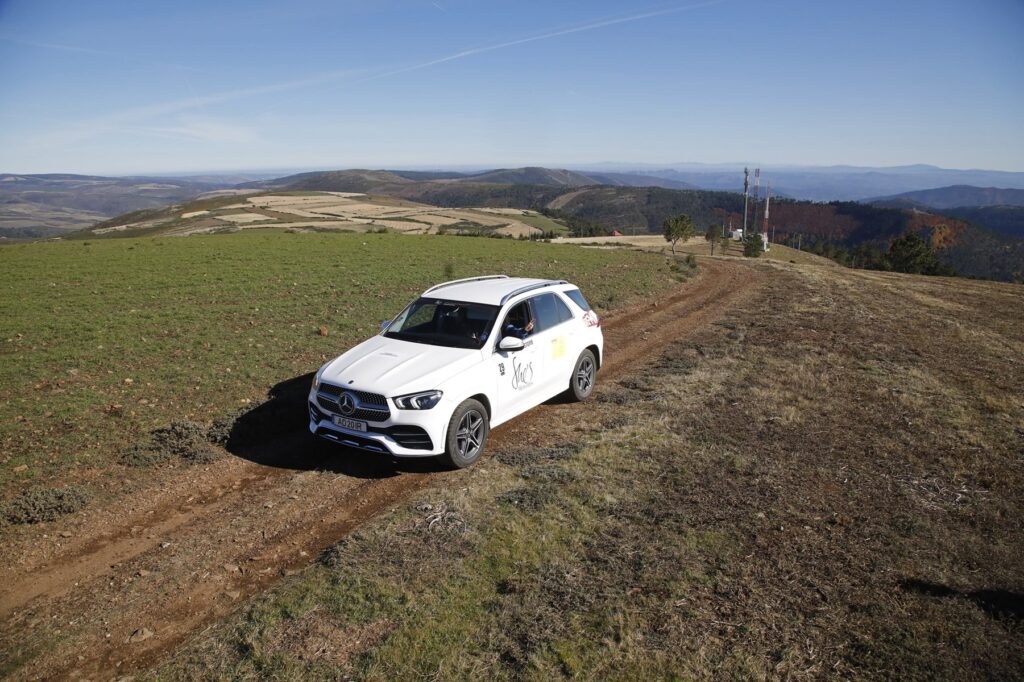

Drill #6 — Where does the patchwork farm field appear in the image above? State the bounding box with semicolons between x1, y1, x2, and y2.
77;191;568;239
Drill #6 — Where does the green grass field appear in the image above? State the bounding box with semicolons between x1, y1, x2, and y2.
0;231;678;493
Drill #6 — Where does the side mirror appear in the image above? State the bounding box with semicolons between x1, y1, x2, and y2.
499;336;525;352
380;319;391;332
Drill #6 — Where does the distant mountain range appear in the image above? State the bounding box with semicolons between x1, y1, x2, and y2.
869;185;1024;209
582;164;1024;202
258;166;695;191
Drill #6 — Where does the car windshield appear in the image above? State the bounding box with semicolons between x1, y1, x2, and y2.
384;298;499;350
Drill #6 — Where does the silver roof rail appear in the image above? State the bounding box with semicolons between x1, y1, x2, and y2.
423;274;509;295
499;280;568;306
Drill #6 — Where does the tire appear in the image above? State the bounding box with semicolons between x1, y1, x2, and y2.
568;349;597;402
438;398;489;469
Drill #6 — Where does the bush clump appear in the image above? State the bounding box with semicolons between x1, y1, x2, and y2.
3;487;89;524
121;420;221;467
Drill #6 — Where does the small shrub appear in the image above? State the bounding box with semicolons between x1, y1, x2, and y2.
120;442;173;467
207;408;246;447
743;232;765;258
122;420;221;467
3;487;89;524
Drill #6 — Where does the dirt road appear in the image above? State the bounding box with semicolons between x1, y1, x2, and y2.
0;260;762;680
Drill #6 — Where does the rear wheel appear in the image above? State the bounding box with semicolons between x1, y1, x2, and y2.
438;398;489;469
568;349;597;402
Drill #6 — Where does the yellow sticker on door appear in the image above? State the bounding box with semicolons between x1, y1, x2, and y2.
551;336;566;359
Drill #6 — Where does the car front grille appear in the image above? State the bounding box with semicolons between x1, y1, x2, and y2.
317;383;391;422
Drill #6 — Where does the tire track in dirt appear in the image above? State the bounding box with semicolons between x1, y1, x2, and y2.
0;259;762;681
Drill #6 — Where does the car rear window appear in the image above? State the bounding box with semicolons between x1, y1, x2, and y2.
564;288;591;311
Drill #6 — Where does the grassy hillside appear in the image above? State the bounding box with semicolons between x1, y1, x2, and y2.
450;167;597;186
263;169;414;194
0;232;678;493
153;260;1024;680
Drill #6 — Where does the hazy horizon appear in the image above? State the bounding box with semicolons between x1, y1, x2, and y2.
7;160;1024;180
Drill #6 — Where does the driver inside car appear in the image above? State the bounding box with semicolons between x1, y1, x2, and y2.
503;302;535;340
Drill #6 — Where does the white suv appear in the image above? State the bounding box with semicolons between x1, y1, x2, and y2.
309;276;603;468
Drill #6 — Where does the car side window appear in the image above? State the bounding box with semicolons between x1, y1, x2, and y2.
499;300;535;341
564;288;592;312
553;294;574;323
528;292;561;331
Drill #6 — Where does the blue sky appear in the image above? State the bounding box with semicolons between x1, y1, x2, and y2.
0;0;1021;175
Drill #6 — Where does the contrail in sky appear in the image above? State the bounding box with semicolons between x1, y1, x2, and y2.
365;0;725;81
257;0;725;113
30;0;726;144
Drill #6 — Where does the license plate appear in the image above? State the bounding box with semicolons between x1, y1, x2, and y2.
332;416;367;432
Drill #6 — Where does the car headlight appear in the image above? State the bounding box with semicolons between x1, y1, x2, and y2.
393;390;443;410
312;365;326;392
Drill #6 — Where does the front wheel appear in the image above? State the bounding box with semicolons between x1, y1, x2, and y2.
568;349;597;402
438;398;489;469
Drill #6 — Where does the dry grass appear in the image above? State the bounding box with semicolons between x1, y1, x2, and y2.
153;261;1024;680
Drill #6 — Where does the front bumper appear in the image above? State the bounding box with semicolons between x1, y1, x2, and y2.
308;388;448;457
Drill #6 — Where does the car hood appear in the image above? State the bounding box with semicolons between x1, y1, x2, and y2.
319;335;481;397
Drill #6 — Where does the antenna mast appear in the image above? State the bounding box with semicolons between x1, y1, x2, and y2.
742;167;750;238
751;168;761;237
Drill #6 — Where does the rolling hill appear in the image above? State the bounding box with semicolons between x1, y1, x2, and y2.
0;173;234;238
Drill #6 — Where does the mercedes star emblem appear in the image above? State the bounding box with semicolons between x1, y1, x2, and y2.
338;392;357;416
